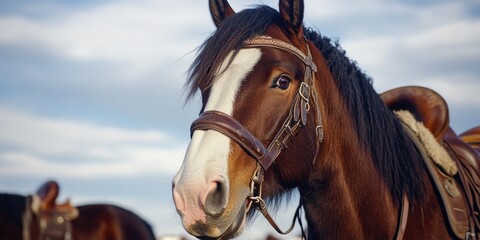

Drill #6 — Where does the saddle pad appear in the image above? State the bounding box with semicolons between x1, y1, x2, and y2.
395;110;457;175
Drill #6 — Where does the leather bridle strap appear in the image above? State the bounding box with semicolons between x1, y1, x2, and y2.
394;194;410;240
190;90;306;172
191;110;272;170
244;36;317;72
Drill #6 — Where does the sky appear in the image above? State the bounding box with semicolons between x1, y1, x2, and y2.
0;0;479;239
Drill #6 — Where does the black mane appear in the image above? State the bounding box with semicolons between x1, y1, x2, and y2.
305;29;425;203
186;5;425;204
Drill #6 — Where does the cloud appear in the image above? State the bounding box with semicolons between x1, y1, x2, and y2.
0;1;478;238
0;1;209;134
0;105;187;178
326;1;480;114
340;20;480;103
306;1;469;24
1;0;478;172
0;1;212;80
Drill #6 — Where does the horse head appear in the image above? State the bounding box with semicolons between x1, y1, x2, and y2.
173;0;480;239
172;0;326;238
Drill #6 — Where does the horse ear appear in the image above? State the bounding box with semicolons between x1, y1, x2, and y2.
279;0;304;38
209;0;235;28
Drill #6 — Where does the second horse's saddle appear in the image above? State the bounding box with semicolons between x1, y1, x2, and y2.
31;180;79;240
381;86;479;239
33;180;78;217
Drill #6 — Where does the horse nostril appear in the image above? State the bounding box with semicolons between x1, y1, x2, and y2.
172;187;185;215
204;179;228;217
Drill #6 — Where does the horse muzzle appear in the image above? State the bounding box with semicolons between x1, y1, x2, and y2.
176;200;247;239
173;174;250;239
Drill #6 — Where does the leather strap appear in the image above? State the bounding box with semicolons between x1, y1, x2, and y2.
394;194;410;240
254;196;303;235
22;196;33;240
191;92;303;171
191;110;272;170
244;36;317;72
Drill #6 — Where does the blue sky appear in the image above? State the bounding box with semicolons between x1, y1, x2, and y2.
0;0;479;239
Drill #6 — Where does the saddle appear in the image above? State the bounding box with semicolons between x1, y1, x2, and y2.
381;86;480;239
461;127;480;151
31;180;79;240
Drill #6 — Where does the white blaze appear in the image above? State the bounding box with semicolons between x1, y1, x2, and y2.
173;48;261;225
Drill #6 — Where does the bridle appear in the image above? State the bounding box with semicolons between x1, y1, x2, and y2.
189;36;409;239
190;35;322;236
191;36;322;168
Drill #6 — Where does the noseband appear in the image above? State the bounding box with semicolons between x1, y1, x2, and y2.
190;36;323;234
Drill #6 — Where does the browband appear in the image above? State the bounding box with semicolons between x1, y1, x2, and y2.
244;36;317;72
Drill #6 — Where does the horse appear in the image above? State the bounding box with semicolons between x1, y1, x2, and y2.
172;0;480;239
0;181;156;240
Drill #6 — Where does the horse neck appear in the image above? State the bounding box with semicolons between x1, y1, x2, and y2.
302;143;398;238
299;57;398;239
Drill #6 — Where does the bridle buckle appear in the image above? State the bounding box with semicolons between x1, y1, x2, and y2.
299;82;311;102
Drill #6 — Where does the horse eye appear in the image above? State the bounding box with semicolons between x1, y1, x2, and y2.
272;76;291;90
